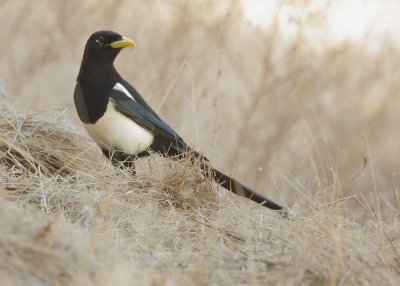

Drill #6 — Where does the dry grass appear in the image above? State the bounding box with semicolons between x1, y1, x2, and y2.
1;0;400;284
0;103;399;285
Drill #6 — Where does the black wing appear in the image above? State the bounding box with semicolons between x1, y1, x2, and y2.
119;79;163;121
109;88;191;156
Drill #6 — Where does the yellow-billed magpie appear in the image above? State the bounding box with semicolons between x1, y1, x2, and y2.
74;30;283;211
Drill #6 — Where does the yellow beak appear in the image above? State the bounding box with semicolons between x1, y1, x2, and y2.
110;36;136;48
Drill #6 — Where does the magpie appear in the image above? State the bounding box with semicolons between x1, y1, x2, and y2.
74;30;283;211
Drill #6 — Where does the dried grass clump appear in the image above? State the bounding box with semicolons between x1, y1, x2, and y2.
0;106;399;285
0;106;102;176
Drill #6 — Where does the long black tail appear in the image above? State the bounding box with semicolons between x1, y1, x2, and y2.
104;147;283;211
200;161;283;210
165;145;283;211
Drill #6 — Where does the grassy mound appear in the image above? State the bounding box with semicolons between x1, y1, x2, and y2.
0;105;399;285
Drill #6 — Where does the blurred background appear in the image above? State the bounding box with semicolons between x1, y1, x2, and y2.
1;0;400;221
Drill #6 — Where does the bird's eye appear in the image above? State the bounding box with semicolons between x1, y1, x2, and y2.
96;36;106;46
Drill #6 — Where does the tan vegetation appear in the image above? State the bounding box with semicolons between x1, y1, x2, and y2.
1;0;400;284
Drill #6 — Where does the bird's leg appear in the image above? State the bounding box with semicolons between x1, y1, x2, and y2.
102;148;137;175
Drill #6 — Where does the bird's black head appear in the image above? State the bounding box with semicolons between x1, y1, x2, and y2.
80;30;135;69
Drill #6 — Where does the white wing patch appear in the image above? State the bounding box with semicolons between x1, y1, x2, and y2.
113;82;135;101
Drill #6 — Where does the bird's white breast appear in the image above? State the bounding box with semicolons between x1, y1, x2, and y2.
84;101;154;154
